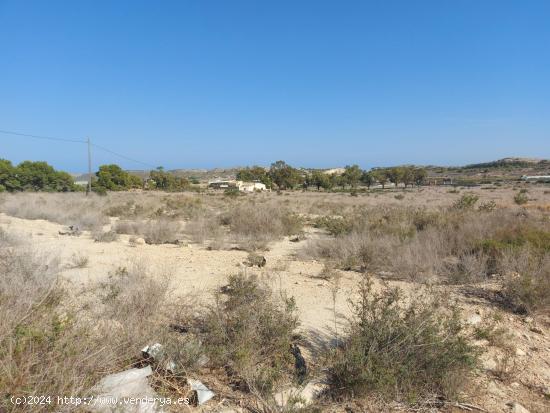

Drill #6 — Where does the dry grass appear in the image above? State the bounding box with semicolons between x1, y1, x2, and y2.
0;228;174;411
221;202;303;250
0;193;109;230
115;218;182;244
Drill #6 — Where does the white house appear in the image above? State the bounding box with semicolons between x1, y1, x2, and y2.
208;180;267;192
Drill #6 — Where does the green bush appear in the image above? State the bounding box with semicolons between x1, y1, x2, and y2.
514;192;528;205
452;193;479;210
201;273;298;394
327;279;478;403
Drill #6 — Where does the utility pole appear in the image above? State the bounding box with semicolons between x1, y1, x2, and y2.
86;137;92;195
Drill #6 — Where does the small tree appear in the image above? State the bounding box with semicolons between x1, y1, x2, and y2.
360;171;375;190
269;160;302;190
343;165;362;189
386;167;403;188
310;170;330;191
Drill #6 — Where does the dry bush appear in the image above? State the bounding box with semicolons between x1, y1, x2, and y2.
303;206;550;285
327;278;478;404
184;212;225;246
499;247;550;314
92;229;119;242
198;273;299;395
0;229;174;411
68;252;89;268
0;193;109;230
222;202;303;250
115;218;181;244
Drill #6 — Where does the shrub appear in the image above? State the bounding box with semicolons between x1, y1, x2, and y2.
92;229;119;242
452;193;479;210
69;253;89;268
327;279;478;403
514;192;528;205
200;273;298;395
115;218;181;244
394;193;405;200
500;248;550;314
478;200;497;212
0;227;181;411
222;203;303;250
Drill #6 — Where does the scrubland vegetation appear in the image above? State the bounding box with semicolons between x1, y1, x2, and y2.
0;184;549;412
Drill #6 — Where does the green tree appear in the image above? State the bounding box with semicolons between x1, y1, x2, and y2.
343;165;362;189
0;159;20;192
269;160;302;190
149;167;188;191
17;161;74;192
310;170;331;191
94;164;139;191
360;171;375;189
386;167;404;188
236;166;272;188
413;168;428;186
371;169;388;189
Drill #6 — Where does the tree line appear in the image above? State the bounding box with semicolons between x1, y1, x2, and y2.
0;157;428;193
0;159;189;193
237;161;428;191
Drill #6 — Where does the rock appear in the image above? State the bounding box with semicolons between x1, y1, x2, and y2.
515;348;526;356
245;253;266;267
133;237;146;245
290;344;307;383
482;356;497;371
91;366;162;412
530;326;544;335
508;402;530;413
466;314;482;326
274;380;327;408
487;381;506;398
187;379;215;405
58;225;81;236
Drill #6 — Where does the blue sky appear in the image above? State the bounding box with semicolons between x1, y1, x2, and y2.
0;0;549;172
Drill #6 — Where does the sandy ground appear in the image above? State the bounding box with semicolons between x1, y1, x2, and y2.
2;206;550;412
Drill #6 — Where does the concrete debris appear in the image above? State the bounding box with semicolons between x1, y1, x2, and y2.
91;366;162;412
187;379;215;405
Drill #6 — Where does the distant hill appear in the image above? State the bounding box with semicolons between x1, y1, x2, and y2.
463;157;548;170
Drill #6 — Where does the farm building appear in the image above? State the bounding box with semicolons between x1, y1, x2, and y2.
208;180;267;192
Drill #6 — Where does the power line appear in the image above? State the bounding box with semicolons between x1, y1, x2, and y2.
0;128;155;169
0;128;86;143
91;143;156;169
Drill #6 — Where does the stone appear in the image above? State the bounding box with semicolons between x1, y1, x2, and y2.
530;326;544;335
133;237;146;245
91;366;163;412
466;314;482;325
508;402;530;413
487;381;506;398
274;381;327;408
515;348;526;356
481;356;497;371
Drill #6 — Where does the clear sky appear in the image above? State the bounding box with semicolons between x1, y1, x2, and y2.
0;0;549;172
